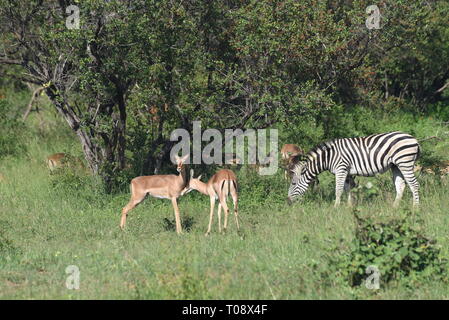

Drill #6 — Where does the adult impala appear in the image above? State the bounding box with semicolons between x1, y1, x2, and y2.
280;144;304;180
281;144;303;160
120;154;189;234
184;169;239;236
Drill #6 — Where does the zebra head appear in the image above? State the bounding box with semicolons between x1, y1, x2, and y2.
287;161;308;205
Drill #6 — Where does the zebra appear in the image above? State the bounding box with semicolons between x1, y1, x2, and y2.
287;131;420;207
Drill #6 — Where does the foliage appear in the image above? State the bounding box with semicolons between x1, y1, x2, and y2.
0;104;448;298
48;164;101;204
0;100;26;158
326;210;448;288
1;0;447;191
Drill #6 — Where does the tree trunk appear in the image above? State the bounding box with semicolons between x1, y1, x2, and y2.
45;86;102;174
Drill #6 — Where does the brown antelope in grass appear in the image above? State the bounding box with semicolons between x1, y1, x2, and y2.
281;144;304;180
281;144;304;160
183;169;239;236
120;154;189;234
414;160;449;177
46;153;87;172
46;153;67;171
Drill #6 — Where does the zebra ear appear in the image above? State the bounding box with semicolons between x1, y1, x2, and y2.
291;167;299;176
292;162;305;176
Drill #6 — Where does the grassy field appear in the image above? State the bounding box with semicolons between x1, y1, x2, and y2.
1;109;449;300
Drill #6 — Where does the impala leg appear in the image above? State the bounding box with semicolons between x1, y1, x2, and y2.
120;188;146;229
230;187;239;231
171;197;183;234
217;203;222;234
206;196;216;236
220;196;230;232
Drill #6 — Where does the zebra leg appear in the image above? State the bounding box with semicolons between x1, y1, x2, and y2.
334;170;348;207
397;165;420;207
392;166;406;207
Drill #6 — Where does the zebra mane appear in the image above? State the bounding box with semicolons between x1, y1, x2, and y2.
291;140;337;177
306;140;336;158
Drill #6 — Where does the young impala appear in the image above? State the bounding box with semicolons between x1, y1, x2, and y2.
46;153;86;172
120;154;189;234
184;169;239;236
46;153;67;171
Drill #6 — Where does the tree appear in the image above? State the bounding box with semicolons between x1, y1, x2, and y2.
1;0;447;192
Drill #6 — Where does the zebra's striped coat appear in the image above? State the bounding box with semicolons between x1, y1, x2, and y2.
287;132;420;207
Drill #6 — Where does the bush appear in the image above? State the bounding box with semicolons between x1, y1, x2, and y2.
48;165;101;203
0;99;27;158
236;166;287;210
326;210;447;288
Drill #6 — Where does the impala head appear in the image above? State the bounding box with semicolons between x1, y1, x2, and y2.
181;169;203;195
287;161;307;205
174;154;189;173
188;169;203;189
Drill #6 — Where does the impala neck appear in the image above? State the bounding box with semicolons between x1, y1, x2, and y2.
179;166;188;187
193;180;209;196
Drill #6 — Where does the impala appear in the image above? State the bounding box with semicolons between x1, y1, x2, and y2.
120;154;189;234
184;169;239;236
46;153;86;172
280;144;304;180
281;144;303;160
415;160;449;177
46;153;66;171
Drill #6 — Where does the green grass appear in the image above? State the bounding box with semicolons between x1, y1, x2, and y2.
1;151;448;299
1;101;449;299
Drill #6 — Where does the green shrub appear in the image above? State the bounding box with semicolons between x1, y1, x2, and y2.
49;165;100;202
326;210;447;288
352;181;381;203
0;99;27;158
236;166;287;210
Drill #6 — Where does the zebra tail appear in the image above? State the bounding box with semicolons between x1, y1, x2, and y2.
416;142;421;160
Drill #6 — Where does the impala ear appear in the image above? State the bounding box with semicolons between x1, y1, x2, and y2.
190;169;194;178
197;174;202;181
180;154;189;163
